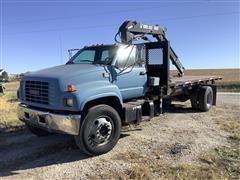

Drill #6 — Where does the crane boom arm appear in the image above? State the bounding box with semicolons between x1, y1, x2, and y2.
118;20;185;75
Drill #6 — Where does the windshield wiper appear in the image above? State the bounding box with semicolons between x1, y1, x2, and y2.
93;57;113;65
80;60;93;63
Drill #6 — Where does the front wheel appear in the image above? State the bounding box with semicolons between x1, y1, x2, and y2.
74;104;121;156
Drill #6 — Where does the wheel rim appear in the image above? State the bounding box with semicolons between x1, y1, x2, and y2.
86;116;113;148
206;91;213;106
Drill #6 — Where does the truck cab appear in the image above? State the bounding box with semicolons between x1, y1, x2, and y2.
67;44;148;100
18;44;147;111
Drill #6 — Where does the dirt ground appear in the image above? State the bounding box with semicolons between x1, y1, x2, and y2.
0;93;239;179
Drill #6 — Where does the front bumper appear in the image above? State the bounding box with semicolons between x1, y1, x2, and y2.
17;104;81;135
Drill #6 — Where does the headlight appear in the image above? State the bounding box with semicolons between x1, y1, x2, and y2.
64;98;74;107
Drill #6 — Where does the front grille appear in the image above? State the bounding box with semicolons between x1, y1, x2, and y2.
25;81;49;105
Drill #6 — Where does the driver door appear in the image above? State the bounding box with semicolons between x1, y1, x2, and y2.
113;45;147;100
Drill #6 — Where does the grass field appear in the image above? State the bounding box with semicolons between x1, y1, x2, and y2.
0;81;23;132
172;68;240;92
177;69;240;82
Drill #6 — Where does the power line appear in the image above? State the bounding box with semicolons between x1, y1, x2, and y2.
4;11;239;35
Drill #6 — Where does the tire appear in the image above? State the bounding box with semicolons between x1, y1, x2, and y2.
198;86;213;112
2;72;8;82
74;104;121;156
191;88;199;109
26;124;51;136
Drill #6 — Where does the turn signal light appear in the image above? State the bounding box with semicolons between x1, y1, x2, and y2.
67;84;76;92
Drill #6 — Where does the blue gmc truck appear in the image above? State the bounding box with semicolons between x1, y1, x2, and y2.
17;21;221;155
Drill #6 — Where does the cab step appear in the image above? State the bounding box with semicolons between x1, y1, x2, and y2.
123;100;154;124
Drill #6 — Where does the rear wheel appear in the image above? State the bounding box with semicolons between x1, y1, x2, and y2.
26;124;50;136
74;104;121;156
198;86;213;112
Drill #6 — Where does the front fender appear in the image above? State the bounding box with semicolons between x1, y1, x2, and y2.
75;81;122;111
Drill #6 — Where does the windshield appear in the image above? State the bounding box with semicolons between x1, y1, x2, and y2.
67;46;117;65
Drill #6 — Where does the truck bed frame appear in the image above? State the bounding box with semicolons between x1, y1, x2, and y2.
170;76;222;88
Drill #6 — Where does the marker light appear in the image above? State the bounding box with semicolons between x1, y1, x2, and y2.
67;84;76;92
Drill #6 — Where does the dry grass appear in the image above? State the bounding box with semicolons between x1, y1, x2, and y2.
0;81;23;132
90;148;239;179
4;81;20;91
172;68;240;91
172;68;240;82
199;117;240;178
90;151;227;179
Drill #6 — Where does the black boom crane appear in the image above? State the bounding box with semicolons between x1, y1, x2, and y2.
116;20;185;76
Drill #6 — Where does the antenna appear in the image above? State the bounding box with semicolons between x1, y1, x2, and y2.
59;34;63;64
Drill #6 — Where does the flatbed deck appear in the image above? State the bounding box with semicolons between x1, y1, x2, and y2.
169;76;222;88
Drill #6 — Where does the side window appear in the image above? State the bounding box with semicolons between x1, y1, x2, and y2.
148;48;163;64
136;46;146;67
115;46;136;69
101;50;109;61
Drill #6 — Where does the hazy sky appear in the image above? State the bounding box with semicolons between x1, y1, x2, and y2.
1;0;239;73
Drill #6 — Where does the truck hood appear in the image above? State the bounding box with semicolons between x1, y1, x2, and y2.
19;63;118;111
27;64;105;79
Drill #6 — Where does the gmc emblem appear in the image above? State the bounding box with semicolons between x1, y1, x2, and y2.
29;89;40;96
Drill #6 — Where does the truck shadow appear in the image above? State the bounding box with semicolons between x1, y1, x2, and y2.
0;128;132;177
164;104;201;114
0;129;89;177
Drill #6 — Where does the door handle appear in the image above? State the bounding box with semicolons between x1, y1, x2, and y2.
102;73;110;78
139;71;146;75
